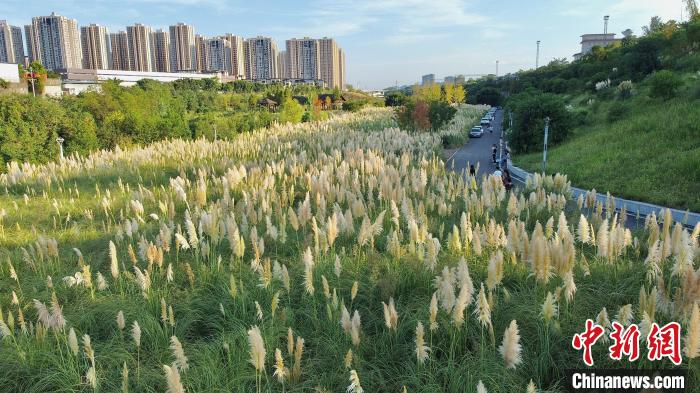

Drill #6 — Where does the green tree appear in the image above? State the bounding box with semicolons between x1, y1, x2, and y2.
507;92;572;153
278;98;304;123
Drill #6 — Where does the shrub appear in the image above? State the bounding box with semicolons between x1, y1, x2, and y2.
0;78;8;89
506;92;572;153
647;70;682;99
617;80;634;99
606;103;630;122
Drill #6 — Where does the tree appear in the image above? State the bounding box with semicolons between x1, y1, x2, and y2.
506;92;572;153
443;83;455;104
475;87;502;106
428;101;457;130
384;91;407;107
643;16;664;35
412;101;431;130
278;97;304;123
454;85;466;103
686;0;699;20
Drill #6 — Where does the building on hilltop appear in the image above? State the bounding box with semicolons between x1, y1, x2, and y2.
572;33;621;60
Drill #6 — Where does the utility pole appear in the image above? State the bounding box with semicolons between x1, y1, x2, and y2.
56;137;65;160
542;117;550;173
213;124;217;141
536;40;541;69
496;60;499;77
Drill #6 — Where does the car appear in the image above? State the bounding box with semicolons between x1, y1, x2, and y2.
469;126;484;138
480;119;491;127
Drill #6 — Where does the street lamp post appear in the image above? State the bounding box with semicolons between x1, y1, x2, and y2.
56;137;65;160
542;117;550;173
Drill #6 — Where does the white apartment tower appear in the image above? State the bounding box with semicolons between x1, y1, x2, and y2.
277;51;288;79
126;23;153;72
318;37;341;89
204;36;231;72
338;47;346;89
223;34;245;78
0;21;25;64
80;24;110;70
285;38;319;80
109;31;130;70
152;29;171;72
244;36;278;79
169;23;196;72
25;12;82;70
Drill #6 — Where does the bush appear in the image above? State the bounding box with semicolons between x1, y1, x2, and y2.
606;103;630;122
647;70;682;99
428;101;457;131
0;78;8;89
617;80;634;99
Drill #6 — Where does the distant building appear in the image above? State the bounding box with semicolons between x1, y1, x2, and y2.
109;31;130;70
152;29;171;72
277;50;288;79
0;20;25;64
422;74;435;85
126;23;153;71
338;47;345;89
455;75;466;85
222;34;246;79
286;38;319;80
204;36;231;72
318;37;344;89
573;33;621;60
169;23;196;72
244;36;278;80
80;24;110;70
25;13;82;70
444;76;455;84
195;34;207;72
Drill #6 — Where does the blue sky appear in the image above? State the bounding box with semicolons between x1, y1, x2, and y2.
0;0;686;89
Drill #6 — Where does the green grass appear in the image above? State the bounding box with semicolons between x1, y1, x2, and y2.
515;94;700;212
0;108;698;393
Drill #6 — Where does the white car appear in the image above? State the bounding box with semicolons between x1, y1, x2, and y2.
469;126;484;138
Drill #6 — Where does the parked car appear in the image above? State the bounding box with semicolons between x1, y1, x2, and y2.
480;119;491;127
469;126;484;138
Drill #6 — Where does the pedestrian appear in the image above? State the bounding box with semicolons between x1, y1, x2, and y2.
469;164;475;177
502;169;513;191
491;144;497;164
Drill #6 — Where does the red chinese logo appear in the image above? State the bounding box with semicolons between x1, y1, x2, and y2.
608;322;640;361
573;320;683;366
572;319;605;366
647;322;682;365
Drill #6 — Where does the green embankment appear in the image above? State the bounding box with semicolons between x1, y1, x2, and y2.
516;93;700;212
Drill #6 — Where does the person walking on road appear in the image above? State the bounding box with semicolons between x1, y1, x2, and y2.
491;144;497;164
469;164;476;177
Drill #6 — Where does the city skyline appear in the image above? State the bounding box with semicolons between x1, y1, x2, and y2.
0;11;346;89
0;0;688;89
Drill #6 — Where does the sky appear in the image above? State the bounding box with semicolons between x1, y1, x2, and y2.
0;0;687;90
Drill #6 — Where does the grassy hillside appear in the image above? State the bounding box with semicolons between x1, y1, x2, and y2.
516;80;700;212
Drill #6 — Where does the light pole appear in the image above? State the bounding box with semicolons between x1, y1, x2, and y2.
542;117;550;173
496;60;499;77
56;137;65;160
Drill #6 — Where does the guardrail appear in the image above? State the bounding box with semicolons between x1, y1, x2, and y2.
507;162;699;229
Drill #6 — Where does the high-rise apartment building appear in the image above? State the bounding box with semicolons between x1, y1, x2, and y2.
169;23;196;72
195;34;207;72
318;38;342;89
126;23;153;72
338;47;346;89
204;36;230;72
152;29;171;72
285;38;319;80
0;21;24;64
244;36;278;80
24;12;82;70
80;24;110;69
223;34;245;78
277;51;288;79
109;31;130;70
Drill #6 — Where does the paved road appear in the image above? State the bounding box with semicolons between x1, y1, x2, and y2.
446;108;505;177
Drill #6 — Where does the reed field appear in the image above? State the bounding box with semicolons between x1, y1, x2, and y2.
0;106;698;392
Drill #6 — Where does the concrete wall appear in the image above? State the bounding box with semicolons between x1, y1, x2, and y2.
0;62;20;83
